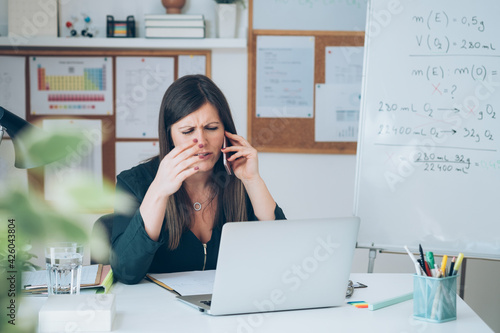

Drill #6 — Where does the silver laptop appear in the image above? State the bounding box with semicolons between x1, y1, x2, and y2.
177;217;360;315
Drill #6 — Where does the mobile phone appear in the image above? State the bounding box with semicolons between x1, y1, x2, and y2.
222;136;232;175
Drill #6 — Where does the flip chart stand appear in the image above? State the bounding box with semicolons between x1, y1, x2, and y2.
357;246;383;273
368;248;378;273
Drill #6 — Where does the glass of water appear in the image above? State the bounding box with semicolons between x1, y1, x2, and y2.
45;242;84;295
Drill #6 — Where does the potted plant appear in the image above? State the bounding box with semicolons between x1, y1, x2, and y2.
214;0;246;38
0;126;129;333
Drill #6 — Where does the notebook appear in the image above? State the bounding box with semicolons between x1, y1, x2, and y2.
177;217;360;315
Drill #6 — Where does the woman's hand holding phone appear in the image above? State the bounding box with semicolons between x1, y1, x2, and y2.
222;131;260;183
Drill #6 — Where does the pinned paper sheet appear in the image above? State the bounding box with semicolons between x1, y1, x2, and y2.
256;36;315;118
115;56;174;138
0;56;26;120
42;119;103;201
178;55;206;77
325;46;364;85
115;141;159;176
314;83;360;142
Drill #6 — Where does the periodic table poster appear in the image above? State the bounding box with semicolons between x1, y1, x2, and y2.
29;56;113;115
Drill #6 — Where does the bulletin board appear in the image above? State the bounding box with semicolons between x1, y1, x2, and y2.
248;0;365;154
0;47;211;200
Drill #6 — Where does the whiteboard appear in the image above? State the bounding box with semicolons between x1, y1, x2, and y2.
354;0;500;259
252;0;368;31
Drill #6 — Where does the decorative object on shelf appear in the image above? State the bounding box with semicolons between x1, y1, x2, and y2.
161;0;187;14
144;14;205;39
107;16;136;38
81;14;97;38
64;14;97;38
65;18;79;37
213;0;245;38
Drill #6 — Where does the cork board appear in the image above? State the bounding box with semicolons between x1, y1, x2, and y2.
0;47;211;200
248;0;365;154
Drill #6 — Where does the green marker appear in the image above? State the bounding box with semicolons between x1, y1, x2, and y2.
426;252;436;277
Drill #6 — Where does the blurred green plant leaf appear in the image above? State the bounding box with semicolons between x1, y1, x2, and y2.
13;125;87;170
0;189;87;244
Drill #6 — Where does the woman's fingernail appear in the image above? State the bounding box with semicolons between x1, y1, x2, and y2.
198;144;204;148
194;166;199;170
193;138;198;143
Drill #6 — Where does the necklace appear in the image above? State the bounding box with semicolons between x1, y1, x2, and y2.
193;188;217;212
193;197;210;211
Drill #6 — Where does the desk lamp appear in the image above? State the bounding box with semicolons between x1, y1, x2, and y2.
0;106;70;169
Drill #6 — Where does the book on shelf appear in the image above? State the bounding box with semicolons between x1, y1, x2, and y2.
145;27;205;39
22;264;114;295
145;19;205;28
144;14;204;21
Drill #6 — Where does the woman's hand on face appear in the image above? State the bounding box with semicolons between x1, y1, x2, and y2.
154;139;201;197
223;131;260;183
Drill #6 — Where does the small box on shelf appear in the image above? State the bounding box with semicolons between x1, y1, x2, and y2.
106;16;136;38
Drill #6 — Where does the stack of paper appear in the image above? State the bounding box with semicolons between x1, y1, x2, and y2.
144;14;205;39
22;264;114;295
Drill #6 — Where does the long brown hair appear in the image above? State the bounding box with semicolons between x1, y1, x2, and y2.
158;75;248;249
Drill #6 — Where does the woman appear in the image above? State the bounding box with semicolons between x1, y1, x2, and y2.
110;75;286;284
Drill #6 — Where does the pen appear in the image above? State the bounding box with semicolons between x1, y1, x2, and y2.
440;255;448;277
424;260;432;277
426;252;436;277
449;256;456;276
404;245;422;276
434;264;442;278
418;244;427;274
452;253;464;276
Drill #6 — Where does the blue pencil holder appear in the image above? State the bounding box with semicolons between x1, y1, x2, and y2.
413;274;457;323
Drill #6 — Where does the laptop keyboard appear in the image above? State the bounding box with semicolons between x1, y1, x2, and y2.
200;300;212;307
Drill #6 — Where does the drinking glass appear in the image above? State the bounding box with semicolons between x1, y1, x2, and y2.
45;242;83;295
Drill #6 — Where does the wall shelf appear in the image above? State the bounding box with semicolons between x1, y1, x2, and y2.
0;37;247;50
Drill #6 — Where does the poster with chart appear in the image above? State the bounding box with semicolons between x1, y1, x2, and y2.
354;0;500;259
115;57;174;138
315;84;360;142
256;36;315;118
43;119;103;201
315;47;364;142
29;57;113;115
0;56;26;120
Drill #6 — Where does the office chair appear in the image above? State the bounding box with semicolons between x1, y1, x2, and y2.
90;213;114;265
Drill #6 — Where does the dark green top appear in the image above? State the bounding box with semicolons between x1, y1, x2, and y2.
110;157;286;284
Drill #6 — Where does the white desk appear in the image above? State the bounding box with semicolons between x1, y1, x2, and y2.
20;273;492;332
